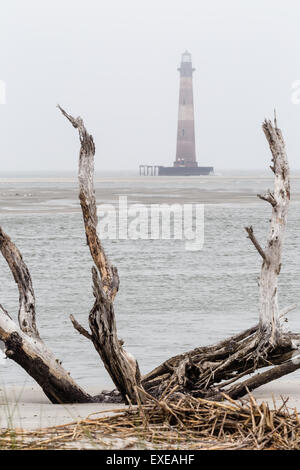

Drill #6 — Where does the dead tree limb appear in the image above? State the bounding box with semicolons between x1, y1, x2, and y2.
257;118;291;346
0;227;39;338
0;227;92;403
141;116;300;401
70;314;92;340
58;105;143;404
245;226;266;260
216;353;300;401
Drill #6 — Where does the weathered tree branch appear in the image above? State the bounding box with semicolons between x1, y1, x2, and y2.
89;267;142;402
58;105;142;404
220;354;300;401
257;190;276;207
141;116;300;401
0;227;39;338
245;226;266;260
0;228;92;403
70;314;92;341
258;118;290;345
57;105;118;299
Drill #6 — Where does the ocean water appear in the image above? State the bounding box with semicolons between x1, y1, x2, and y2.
1;174;300;391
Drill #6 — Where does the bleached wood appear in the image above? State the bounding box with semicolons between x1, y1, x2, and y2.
0;227;39;338
258;118;290;345
245;226;266;260
0;228;92;403
58;105;142;403
143;117;300;400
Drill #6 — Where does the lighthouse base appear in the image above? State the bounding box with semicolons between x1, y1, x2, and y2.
158;166;214;176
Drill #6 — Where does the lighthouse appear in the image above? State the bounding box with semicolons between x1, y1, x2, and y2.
139;51;214;176
174;50;197;168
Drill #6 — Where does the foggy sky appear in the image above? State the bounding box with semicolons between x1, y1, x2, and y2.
0;0;300;172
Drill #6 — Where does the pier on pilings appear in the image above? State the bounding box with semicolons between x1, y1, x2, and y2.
139;165;160;176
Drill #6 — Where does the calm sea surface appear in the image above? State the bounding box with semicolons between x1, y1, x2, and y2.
1;173;300;390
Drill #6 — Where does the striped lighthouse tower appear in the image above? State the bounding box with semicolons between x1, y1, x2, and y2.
174;51;198;168
139;51;213;176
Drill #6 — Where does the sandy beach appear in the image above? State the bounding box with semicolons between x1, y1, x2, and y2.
0;378;299;431
0;385;125;430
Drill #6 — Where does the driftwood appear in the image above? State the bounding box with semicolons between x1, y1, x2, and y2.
1;108;300;405
3;392;300;450
0;227;91;403
57;106;142;404
141;116;300;401
0;106;141;404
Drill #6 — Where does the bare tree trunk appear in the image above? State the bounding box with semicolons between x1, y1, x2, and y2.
141;116;300;401
0;106;142;405
246;117;291;347
57;105;143;404
0;228;92;403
